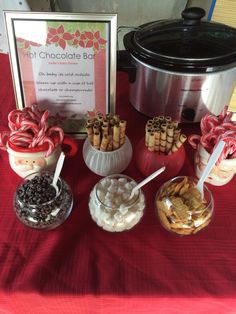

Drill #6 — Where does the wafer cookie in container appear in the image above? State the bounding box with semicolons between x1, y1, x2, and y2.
135;115;186;181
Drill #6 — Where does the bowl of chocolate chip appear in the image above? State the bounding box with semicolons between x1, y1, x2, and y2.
13;171;73;229
155;176;214;235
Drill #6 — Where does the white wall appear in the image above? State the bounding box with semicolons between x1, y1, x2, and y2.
0;0;51;53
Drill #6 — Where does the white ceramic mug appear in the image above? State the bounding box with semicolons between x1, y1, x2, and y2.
194;144;236;186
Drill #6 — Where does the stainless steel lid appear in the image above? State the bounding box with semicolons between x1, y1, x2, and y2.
124;7;236;73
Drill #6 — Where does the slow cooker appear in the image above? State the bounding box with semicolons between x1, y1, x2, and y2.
119;7;236;122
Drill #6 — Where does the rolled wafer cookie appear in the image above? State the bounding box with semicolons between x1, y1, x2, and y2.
153;117;160;123
166;126;174;152
107;135;113;151
161;123;167;132
97;115;104;124
164;116;172;124
119;120;127;145
174;128;181;141
113;114;120;123
102;124;108;136
113;124;120;150
172;120;179;129
93;132;101;150
158;115;165;122
145;128;152;147
160;129;167;153
102;119;109;126
100;134;109;151
86;125;93;144
93;123;100;134
171;134;187;153
154;130;161;152
146;122;153;132
148;132;155;152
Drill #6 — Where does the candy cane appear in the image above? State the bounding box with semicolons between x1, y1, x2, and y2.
1;106;65;157
48;126;64;145
197;106;236;160
188;134;201;149
0;131;10;150
41;136;55;157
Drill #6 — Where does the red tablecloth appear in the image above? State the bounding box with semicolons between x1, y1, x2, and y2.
1;53;236;314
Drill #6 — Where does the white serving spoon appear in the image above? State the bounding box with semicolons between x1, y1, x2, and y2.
196;140;225;197
128;166;166;200
52;151;65;194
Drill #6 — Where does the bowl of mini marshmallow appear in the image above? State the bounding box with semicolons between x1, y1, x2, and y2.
88;174;146;232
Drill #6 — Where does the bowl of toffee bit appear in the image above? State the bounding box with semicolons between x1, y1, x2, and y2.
155;176;214;235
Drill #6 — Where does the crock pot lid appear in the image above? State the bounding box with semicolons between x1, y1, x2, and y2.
133;7;236;65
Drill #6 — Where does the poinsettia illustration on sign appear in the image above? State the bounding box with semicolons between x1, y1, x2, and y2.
5;12;117;137
16;23;107;52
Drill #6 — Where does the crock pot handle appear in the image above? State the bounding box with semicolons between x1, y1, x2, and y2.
117;50;137;83
117;26;139;83
182;7;205;26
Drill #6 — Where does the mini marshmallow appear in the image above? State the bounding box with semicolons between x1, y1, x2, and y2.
107;184;117;193
117;187;126;194
122;193;130;202
97;189;105;202
119;177;128;184
105;191;113;201
124;212;137;224
100;211;110;221
114;212;123;222
130;180;137;188
110;178;117;186
100;178;110;187
89;176;146;232
114;196;123;206
124;182;133;190
118;204;129;215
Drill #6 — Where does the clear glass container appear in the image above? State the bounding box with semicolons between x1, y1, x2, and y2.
13;171;73;230
89;174;146;232
155;176;214;236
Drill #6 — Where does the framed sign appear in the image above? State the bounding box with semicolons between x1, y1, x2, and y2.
4;11;117;137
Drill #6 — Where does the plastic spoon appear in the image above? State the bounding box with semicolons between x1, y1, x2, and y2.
196;140;225;197
52;151;65;194
128;166;166;200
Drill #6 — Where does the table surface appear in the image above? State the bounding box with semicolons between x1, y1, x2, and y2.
1;53;236;314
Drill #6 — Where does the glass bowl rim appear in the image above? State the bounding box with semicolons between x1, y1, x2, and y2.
16;170;63;207
155;175;214;211
95;173;141;209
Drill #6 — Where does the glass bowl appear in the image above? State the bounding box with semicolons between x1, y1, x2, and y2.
135;137;185;181
83;136;133;176
13;171;73;230
88;174;145;232
155;176;214;235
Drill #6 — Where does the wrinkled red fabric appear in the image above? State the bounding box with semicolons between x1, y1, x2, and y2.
0;53;236;313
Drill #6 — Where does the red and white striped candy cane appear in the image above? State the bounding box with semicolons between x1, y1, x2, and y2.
48;126;64;145
200;113;219;135
0;131;10;150
41;136;55;157
1;106;66;157
188;134;201;149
